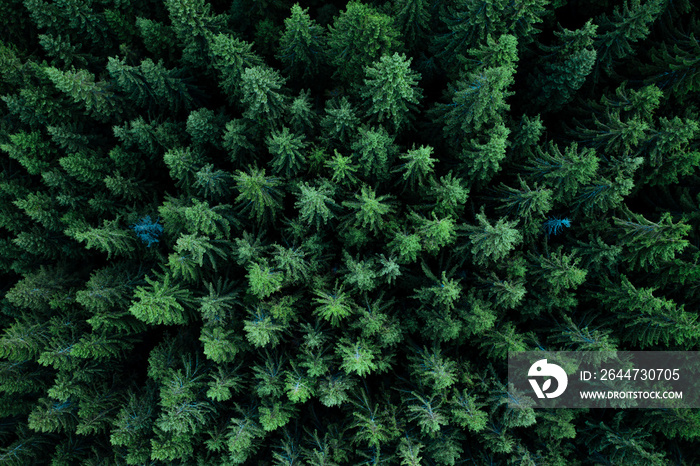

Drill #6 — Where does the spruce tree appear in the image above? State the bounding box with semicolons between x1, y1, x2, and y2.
327;1;401;84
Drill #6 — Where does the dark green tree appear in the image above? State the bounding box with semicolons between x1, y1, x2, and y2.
277;4;327;78
327;1;401;84
361;53;422;132
528;20;598;111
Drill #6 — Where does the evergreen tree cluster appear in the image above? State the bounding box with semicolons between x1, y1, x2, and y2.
1;0;700;463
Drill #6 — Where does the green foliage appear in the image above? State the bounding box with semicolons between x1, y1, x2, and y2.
494;176;552;236
433;0;509;72
226;407;265;463
439;65;515;142
393;0;430;48
267;126;308;177
3;1;700;464
277;4;327;78
395;145;436;189
343;185;395;234
526;142;599;204
165;0;228;67
129;273;195;325
613;211;690;270
460;121;510;184
313;283;354;326
240;65;288;126
246;261;283;299
2;130;55;175
450;388;488;432
640;116;700;185
209;33;263;99
596;275;700;348
233;166;284;223
321;97;360;145
351;126;398;182
342;253;379;292
337;338;379;377
361;53;422;132
327;1;401;84
429;172;469;217
295;180;337;228
463;209;523;266
68;218;137;259
583;415;667;465
529;20;598;111
594;0;666;75
168;233;228;282
409;346;458;391
44;66;118;120
529;247;587;295
107;57;197;113
349;389;400;448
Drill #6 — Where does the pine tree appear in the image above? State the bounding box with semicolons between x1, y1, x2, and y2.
583;416;667;465
342;185;395;235
412;213;457;255
639;116;700;186
313;283;354;326
428;172;469;217
350;126;398;182
432;0;509;73
208;33;263;100
529;247;587;296
528;20;598;111
240;65;288;127
613;210;690;270
287;89;316;134
361;53;422;132
135;17;177;60
493;176;552;237
342;253;379;292
106;57;198;113
459;121;510;184
129;273;196;325
438;64;515;144
165;0;228;68
462;209;523;266
222;118;258;164
645;28;700;101
2;130;56;175
596;275;700;348
295;180;337;228
404;391;448;436
277;4;327;78
503;0;549;42
43;66;119;120
396;434;424;466
267;126;308;177
320;97;360;146
168;233;228;282
67;218;137;259
525;141;599;204
232;166;284;223
348;389;399;449
409;346;458;391
551;315;618;353
594;0;666;76
327;1;401;84
246;261;284;300
225;404;266;463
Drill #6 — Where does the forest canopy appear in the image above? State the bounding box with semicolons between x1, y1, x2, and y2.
1;0;700;464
